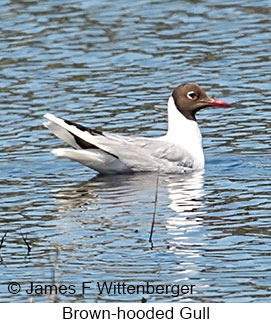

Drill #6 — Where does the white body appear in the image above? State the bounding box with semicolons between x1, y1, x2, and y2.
44;96;205;174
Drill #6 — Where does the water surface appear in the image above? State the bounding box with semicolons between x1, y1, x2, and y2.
0;0;271;302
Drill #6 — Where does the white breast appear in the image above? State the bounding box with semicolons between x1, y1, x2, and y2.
164;96;205;169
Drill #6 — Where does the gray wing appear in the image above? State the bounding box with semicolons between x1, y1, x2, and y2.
91;134;194;172
44;113;193;172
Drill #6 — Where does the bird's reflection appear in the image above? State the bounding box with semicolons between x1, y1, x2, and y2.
165;171;206;237
52;170;206;218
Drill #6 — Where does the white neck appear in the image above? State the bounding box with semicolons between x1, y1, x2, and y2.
165;96;205;169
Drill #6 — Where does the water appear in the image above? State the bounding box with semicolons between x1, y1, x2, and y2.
0;0;271;302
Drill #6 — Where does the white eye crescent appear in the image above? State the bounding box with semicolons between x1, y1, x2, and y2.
187;91;198;100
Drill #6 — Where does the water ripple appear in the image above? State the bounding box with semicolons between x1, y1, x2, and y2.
0;0;271;302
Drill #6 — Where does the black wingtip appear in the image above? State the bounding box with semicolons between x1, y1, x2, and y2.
64;119;104;136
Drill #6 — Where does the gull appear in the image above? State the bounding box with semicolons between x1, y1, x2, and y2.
44;83;230;174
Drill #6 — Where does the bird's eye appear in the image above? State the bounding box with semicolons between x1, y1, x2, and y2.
187;91;198;100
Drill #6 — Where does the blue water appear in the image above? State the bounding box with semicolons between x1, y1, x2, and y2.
0;0;271;302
